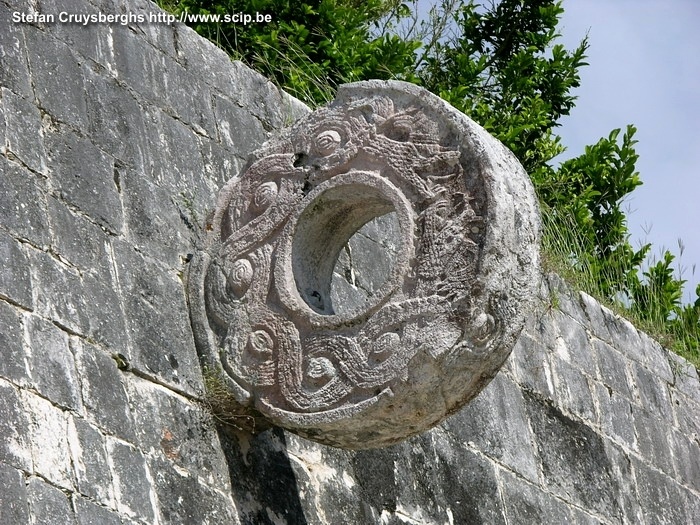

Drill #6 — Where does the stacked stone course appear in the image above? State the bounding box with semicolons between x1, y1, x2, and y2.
0;0;698;523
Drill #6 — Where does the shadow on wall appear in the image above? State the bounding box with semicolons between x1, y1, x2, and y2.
218;427;308;524
214;417;507;524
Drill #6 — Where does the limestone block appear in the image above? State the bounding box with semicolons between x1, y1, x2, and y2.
68;416;114;506
24;391;74;490
47;196;113;278
45;129;122;234
632;457;689;525
82;68;148;171
107;438;155;521
593;338;633;400
550;356;596;423
114;241;202;394
0;464;30;524
0;157;50;248
499;470;581;524
0;3;32;96
26;316;82;411
0;301;29;382
149;456;239;525
73;497;123;525
2;88;47;174
27;477;75;525
24;28;87;131
443;374;539;483
0;379;32;471
524;392;625;518
74;340;135;442
189;80;541;448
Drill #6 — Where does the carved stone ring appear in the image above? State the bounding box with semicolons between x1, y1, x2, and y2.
188;81;541;449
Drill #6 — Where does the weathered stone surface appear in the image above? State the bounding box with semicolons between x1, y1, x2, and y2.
392;433;506;524
593;338;633;400
39;0;110;68
553;311;596;376
669;351;700;403
632;409;674;477
47;196;113;277
220;428;308;524
499;470;580;524
0;301;28;383
524;390;625;520
68;416;115;506
24;27;88;130
45;129;122;233
0;7;31;96
0;157;50;247
26;316;82;410
212;93;269;158
550;355;596;422
114;241;202;394
30;249;87;336
632;457;689;525
636;330;674;383
671;388;700;438
82;67;148;169
111;23;168;108
73;340;135;442
125;376;230;488
508;326;555;399
190;80;541;448
107;438;155;521
443;373;539;482
73;496;123;525
593;381;636;450
0;463;30;525
27;476;75;525
151;112;209;191
24;391;74;490
29;256;119;349
150;456;238;525
162;62;217;139
2;88;47;173
603;437;644;524
0;230;33;309
631;361;673;416
119;167;190;267
0;379;32;471
579;290;613;343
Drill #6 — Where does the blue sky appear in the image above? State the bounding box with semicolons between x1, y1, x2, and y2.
556;0;700;302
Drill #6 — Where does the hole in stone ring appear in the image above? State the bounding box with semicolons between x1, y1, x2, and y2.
293;185;396;315
276;171;413;324
329;212;400;315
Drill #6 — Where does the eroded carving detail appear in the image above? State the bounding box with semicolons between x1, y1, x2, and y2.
189;81;541;448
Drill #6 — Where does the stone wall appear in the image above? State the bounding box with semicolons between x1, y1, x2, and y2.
0;1;698;523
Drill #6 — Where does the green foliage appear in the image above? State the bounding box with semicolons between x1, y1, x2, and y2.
162;0;420;105
160;0;700;366
628;250;700;363
538;126;650;297
420;0;588;176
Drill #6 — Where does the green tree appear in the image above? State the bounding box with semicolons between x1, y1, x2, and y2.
414;1;649;300
166;0;420;103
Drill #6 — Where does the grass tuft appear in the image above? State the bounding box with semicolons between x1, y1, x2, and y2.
542;206;700;368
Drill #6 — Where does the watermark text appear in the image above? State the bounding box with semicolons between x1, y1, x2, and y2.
11;10;272;26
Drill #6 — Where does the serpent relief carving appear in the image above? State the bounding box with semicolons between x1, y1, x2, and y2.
188;81;541;449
